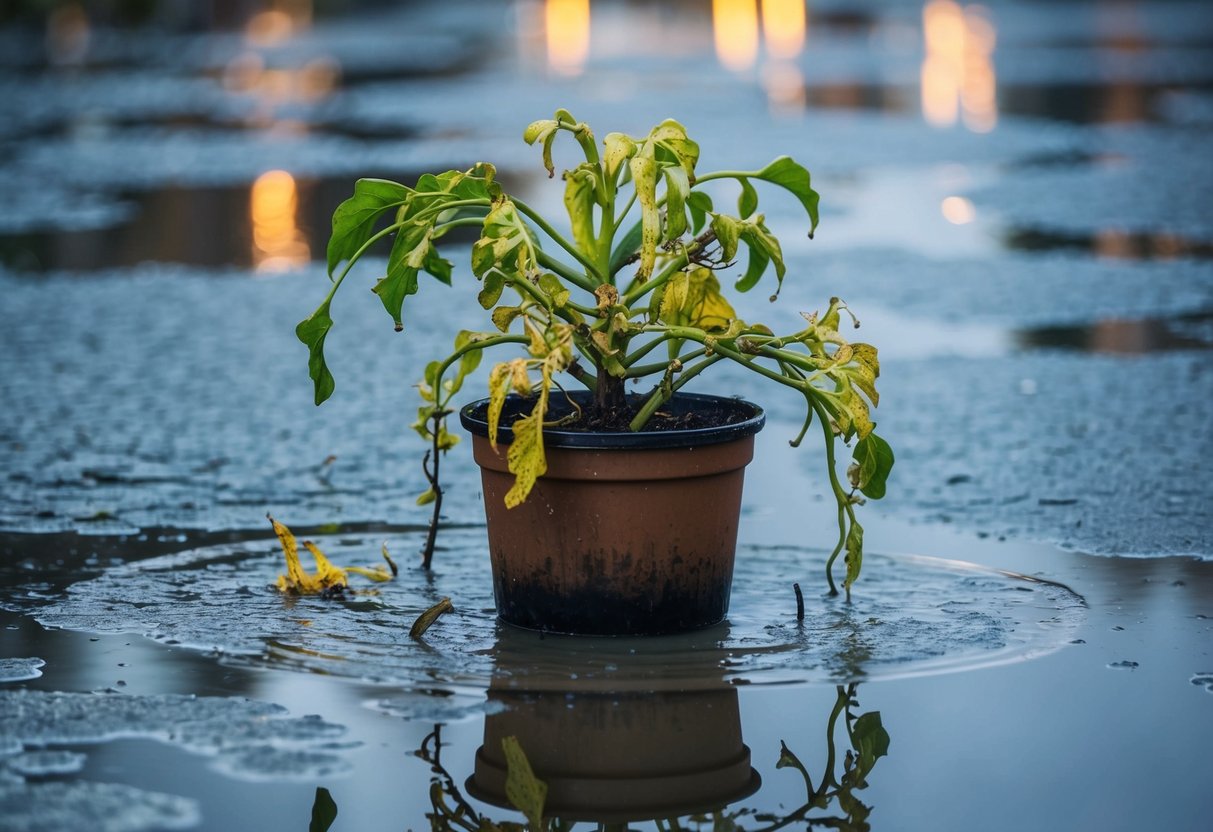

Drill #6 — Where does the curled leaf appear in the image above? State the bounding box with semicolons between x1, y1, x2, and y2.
270;515;348;596
409;597;455;639
629;151;660;280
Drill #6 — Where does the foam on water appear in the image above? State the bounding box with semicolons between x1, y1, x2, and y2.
0;689;354;782
0;780;200;832
0;658;45;683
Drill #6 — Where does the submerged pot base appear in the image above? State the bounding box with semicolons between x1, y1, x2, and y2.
462;393;764;636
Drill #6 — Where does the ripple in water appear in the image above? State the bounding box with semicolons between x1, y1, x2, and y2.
27;530;1086;694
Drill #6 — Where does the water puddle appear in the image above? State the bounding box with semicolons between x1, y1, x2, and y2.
1016;310;1213;353
11;530;1086;701
1004;226;1213;261
0;174;405;273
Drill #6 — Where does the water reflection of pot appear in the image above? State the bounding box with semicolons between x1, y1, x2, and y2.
466;685;760;822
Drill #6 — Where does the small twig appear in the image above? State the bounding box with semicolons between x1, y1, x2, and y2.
794;582;805;621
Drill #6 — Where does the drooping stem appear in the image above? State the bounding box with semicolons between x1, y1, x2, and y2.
513;197;605;283
810;396;853;597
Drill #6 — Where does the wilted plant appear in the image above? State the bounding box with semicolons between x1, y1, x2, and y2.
297;108;893;596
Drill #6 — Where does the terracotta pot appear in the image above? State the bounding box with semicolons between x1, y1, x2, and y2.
466;685;760;822
459;392;764;635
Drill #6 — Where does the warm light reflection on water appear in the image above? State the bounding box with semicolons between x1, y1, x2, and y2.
546;0;591;75
245;0;312;47
761;0;807;60
250;170;310;272
714;0;760;71
921;0;997;132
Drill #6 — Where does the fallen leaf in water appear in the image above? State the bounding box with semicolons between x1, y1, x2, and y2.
269;515;397;596
410;597;454;639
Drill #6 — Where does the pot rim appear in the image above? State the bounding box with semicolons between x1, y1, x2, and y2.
459;391;765;450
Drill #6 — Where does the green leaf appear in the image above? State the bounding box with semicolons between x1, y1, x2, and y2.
448;330;487;394
851;711;890;779
373;222;435;328
492;306;525;333
852;433;894;500
309;787;338;832
603;132;637;180
688;191;713;234
523;119;560;177
732;220;783;294
845;519;864;589
738;177;758;219
296;302;335;405
650;119;700;180
538;272;570;308
563;165;598;254
711;214;741;262
735;237;769;293
423;247;453;285
478;269;506;309
326;179;410;277
415;487;436;506
664;166;690;241
502;736;548;828
754;156;821;237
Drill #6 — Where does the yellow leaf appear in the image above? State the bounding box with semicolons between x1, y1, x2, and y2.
502;736;547;829
487;362;514;448
510;359;533;396
629;152;659;280
270;514;350;595
504;407;547;508
683;267;736;331
660;271;690;323
346;565;393;582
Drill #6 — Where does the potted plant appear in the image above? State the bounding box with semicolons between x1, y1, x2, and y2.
296;109;893;634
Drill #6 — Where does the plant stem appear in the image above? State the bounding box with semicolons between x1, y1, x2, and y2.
328;220;406;286
628;352;724;431
513;197;605;283
535;250;596;293
810;396;851;596
420;418;443;570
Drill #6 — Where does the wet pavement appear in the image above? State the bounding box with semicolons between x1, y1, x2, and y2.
1;1;1212;830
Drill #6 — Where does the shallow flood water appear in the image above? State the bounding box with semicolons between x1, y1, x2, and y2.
1;1;1212;830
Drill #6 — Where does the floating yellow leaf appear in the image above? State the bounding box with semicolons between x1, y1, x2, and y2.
269;516;397;596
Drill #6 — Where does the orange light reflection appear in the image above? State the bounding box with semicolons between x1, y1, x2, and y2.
761;0;806;60
714;0;760;72
546;0;591;76
921;0;997;132
251;171;310;272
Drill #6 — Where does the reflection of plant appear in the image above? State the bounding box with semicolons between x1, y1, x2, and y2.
416;725;558;832
413;684;889;832
766;684;890;832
